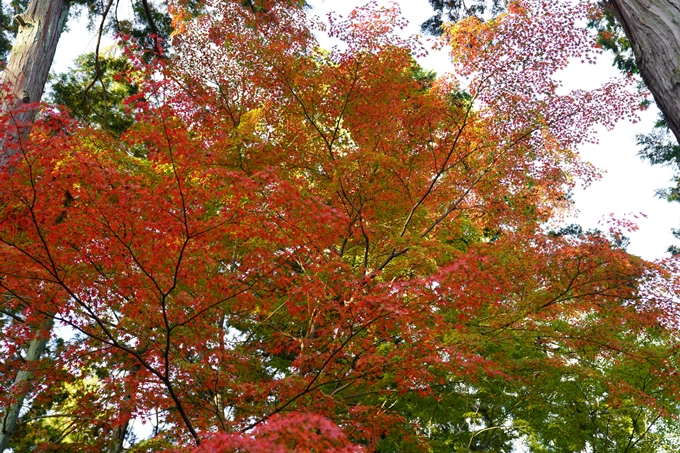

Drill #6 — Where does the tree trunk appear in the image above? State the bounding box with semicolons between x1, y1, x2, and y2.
0;0;69;449
0;319;53;452
105;364;144;453
0;0;70;164
606;0;680;144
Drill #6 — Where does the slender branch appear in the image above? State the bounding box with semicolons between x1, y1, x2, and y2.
140;0;163;55
399;96;476;238
82;0;115;102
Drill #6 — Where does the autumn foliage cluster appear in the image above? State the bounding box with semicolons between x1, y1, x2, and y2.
1;0;680;451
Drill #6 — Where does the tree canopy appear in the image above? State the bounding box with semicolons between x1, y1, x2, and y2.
1;0;680;452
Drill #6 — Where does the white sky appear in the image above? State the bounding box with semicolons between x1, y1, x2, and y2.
50;0;679;261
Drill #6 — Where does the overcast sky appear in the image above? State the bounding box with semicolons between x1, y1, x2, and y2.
50;0;680;261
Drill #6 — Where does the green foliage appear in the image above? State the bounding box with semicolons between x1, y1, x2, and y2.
4;339;108;452
372;327;680;453
420;0;507;35
69;0;181;53
1;0;203;64
638;114;680;169
48;51;138;136
549;224;630;251
409;64;437;91
520;367;678;452
588;7;639;75
636;114;680;254
1;0;167;63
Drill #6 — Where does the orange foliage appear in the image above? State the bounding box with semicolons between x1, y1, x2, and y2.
0;1;677;451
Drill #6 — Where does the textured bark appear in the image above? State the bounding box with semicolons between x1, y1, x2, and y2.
606;0;680;144
0;0;70;164
0;0;69;448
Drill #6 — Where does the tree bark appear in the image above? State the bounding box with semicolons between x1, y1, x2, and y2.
606;0;680;144
0;0;70;164
0;319;53;452
0;0;69;449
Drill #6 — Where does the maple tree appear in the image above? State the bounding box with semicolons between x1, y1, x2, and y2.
1;0;680;452
420;0;680;257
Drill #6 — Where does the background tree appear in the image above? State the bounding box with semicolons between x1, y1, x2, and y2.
420;0;507;34
49;51;138;136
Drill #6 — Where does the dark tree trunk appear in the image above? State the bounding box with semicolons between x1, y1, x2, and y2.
0;0;70;162
606;0;680;144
